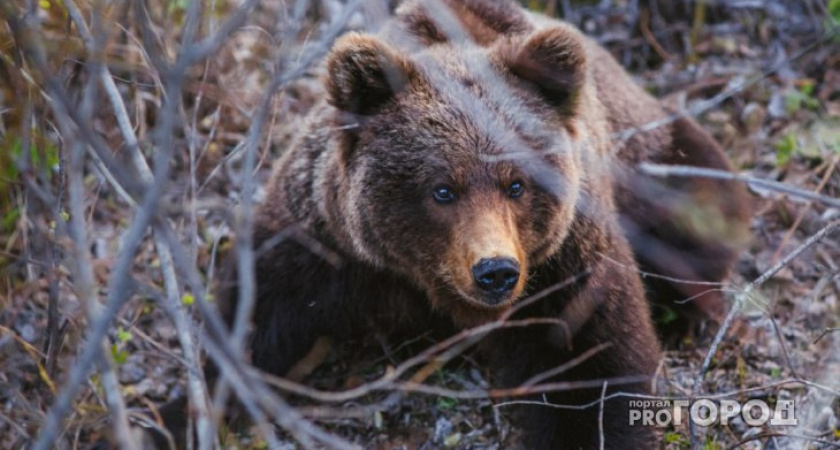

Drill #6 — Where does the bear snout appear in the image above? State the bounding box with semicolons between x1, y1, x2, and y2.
471;257;520;303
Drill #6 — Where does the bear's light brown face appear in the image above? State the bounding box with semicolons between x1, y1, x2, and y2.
325;27;588;326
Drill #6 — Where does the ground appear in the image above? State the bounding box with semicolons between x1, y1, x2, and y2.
0;0;839;449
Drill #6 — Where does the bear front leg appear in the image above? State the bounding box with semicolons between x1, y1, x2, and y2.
215;235;357;377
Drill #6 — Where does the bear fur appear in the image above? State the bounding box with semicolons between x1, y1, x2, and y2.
177;1;750;448
390;0;751;329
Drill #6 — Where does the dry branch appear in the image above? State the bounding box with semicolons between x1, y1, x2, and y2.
640;163;840;210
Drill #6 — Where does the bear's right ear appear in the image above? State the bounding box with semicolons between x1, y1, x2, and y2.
326;34;416;116
501;27;587;116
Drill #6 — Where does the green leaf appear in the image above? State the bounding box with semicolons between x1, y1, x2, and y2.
168;0;189;14
654;306;679;325
111;343;129;365
182;292;195;305
117;327;133;343
775;133;797;167
663;431;688;446
800;80;814;96
437;397;457;410
785;84;820;113
4;139;21;180
703;437;721;450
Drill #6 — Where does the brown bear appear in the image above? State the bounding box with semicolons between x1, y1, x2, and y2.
166;1;750;449
390;0;751;331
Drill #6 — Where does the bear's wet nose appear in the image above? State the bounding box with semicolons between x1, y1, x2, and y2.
472;258;520;296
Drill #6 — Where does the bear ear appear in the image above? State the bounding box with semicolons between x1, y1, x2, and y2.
326;34;416;116
502;27;587;114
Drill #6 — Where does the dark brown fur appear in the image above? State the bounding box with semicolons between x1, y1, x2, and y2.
393;0;751;327
160;1;749;449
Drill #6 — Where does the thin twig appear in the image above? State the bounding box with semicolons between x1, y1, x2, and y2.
768;315;799;379
154;232;213;449
813;327;840;345
598;381;608;450
639;163;840;210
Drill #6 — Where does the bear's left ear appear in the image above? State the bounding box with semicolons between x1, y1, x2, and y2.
326;33;417;116
501;27;587;115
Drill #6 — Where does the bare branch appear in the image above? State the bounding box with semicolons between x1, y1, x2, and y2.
598;381;607;450
154;232;213;450
639;163;840;210
813;327;840;345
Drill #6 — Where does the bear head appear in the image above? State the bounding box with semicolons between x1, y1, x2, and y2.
321;26;594;326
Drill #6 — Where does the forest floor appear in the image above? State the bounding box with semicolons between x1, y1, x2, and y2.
1;0;839;449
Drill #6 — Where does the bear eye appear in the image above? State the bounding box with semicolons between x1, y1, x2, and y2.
432;185;457;204
507;181;525;198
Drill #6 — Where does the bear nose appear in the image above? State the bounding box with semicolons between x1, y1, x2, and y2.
472;258;520;296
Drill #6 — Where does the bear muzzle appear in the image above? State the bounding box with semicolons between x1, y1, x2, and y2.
471;257;521;305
